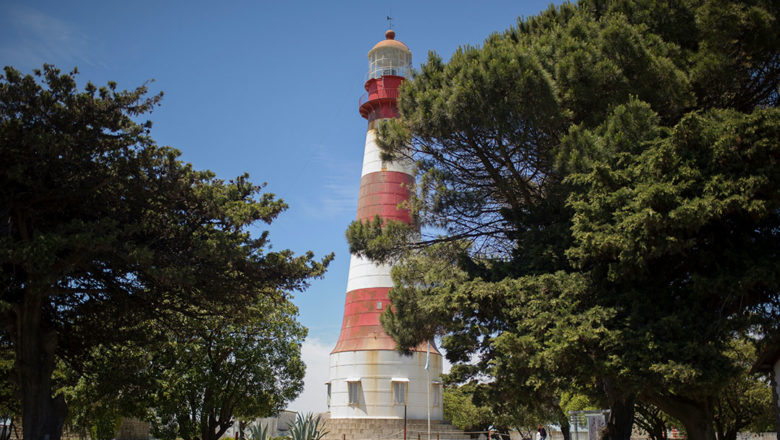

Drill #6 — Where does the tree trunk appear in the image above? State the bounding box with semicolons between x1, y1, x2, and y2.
677;411;715;440
16;294;68;440
602;378;635;440
561;416;572;440
556;404;572;440
606;395;635;440
647;395;716;440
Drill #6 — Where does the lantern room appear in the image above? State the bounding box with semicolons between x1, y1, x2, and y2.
367;29;412;79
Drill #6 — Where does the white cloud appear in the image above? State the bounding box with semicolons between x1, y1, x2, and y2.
287;338;333;414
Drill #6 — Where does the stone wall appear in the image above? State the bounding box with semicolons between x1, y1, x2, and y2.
321;416;470;440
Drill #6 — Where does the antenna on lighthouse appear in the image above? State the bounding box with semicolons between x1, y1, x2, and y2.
386;14;393;29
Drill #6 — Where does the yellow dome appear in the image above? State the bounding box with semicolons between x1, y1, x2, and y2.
368;29;410;56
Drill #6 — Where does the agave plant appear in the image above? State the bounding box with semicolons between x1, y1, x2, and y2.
287;413;328;440
247;422;273;440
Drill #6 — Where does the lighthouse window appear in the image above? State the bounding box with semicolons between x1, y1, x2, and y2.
432;382;442;407
326;382;331;407
369;49;411;79
347;381;361;406
377;301;382;310
392;379;408;405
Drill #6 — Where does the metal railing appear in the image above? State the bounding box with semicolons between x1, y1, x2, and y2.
359;87;401;107
367;66;412;81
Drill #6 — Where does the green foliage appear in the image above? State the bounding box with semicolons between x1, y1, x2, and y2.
345;215;415;264
0;65;332;440
565;104;780;400
443;384;495;432
146;298;307;440
87;405;120;440
559;392;599;415
61;375;122;440
712;339;775;440
0;337;18;421
287;413;328;440
345;1;780;440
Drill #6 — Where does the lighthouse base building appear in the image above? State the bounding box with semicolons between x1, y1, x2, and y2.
320;30;468;440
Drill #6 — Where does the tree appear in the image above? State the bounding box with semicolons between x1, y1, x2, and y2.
0;65;332;440
146;298;306;440
442;383;495;433
712;339;776;440
633;337;775;440
346;1;780;440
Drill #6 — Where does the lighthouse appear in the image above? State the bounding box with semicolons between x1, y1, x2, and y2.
327;29;444;421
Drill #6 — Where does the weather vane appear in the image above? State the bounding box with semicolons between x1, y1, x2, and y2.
387;14;393;29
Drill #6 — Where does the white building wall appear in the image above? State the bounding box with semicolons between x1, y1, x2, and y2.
329;350;443;420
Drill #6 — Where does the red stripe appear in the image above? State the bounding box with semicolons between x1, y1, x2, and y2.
356;171;414;225
331;287;441;354
359;76;405;121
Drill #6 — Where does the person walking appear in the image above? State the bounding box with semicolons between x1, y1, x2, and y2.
538;425;547;440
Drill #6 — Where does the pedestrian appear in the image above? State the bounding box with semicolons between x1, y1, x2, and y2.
538;425;547;440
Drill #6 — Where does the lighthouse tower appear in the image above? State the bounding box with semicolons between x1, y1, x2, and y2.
328;30;443;421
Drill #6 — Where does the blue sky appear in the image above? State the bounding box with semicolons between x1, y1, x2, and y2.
1;0;561;413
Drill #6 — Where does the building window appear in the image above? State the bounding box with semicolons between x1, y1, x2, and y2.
347;380;361;406
432;382;442;407
377;301;382;310
392;379;408;405
326;382;331;407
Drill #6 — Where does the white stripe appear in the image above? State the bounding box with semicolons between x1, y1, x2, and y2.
361;129;414;177
346;254;394;292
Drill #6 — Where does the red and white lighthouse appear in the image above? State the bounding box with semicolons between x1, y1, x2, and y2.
328;30;443;420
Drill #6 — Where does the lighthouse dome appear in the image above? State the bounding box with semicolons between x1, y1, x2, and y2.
367;29;412;79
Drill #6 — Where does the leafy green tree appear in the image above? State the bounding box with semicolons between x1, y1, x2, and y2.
634;336;775;440
58;331;156;438
146;299;306;440
442;383;495;433
564;102;779;440
346;2;780;440
712;339;775;440
0;65;331;440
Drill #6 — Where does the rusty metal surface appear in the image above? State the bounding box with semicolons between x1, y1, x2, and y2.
356;171;414;224
359;76;405;121
368;29;411;56
332;287;439;354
